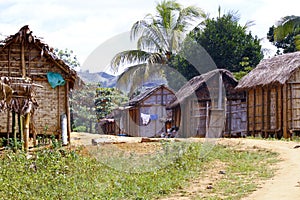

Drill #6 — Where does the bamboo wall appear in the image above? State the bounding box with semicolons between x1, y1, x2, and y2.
178;98;246;138
246;79;300;138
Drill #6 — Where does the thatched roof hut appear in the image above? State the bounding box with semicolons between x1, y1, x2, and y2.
236;51;300;89
168;69;246;137
168;69;243;108
236;51;300;139
0;25;80;148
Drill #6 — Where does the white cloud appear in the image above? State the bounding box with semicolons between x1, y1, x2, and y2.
1;0;299;72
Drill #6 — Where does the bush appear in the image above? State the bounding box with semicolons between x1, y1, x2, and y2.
73;126;87;132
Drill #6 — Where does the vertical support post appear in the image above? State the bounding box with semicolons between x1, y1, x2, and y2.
246;91;249;135
205;101;209;136
218;73;223;109
6;111;10;144
65;81;71;143
24;113;31;152
262;88;265;133
12;111;17;152
253;89;256;136
228;100;232;137
21;43;26;77
18;114;24;151
283;84;288;138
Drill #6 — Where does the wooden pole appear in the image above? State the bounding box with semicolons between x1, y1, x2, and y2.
18;113;24;151
228;100;232;137
24;102;32;152
218;73;223;109
21;43;26;77
12;111;17;152
205;101;209;136
24;113;30;152
6;111;10;145
65;82;71;143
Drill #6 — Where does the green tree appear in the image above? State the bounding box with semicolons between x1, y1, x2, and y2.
111;0;206;71
70;83;97;133
191;10;263;72
54;48;81;70
94;87;128;120
267;15;300;53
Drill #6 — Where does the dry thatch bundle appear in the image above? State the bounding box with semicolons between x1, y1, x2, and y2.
0;81;13;111
236;51;300;89
0;77;39;115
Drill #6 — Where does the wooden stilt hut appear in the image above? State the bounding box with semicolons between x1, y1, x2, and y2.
167;69;246;138
0;25;79;149
236;51;300;139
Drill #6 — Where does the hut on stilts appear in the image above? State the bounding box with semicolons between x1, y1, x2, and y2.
167;69;247;138
236;51;300;139
0;25;79;150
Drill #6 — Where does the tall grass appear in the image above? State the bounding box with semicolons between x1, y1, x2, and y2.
0;141;279;199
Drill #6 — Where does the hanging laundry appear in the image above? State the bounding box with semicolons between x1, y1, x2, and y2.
141;113;151;125
150;114;158;120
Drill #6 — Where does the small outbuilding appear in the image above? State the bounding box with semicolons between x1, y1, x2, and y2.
0;25;79;148
111;85;175;137
167;69;246;138
236;51;300;139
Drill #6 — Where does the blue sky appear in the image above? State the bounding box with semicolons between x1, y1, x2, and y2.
0;0;299;72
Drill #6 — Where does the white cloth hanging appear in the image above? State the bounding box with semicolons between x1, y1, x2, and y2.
141;113;151;125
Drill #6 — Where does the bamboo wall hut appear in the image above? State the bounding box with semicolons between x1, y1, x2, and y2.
167;69;246;138
115;85;175;137
236;51;300;139
0;25;78;146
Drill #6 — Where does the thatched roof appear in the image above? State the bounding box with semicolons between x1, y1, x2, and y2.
0;25;79;88
129;84;173;106
236;51;300;89
167;69;238;108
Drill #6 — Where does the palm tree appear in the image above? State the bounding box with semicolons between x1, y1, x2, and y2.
274;15;300;51
110;0;206;72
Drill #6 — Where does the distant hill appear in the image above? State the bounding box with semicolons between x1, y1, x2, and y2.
78;71;117;87
78;71;168;89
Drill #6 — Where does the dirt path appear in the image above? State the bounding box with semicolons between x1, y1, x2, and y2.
232;139;300;200
70;133;300;199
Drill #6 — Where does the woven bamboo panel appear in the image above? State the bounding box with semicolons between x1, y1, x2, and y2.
0;111;10;133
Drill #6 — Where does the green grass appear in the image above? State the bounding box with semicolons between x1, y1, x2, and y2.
0;141;279;200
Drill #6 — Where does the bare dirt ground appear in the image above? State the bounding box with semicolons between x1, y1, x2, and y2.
70;132;300;199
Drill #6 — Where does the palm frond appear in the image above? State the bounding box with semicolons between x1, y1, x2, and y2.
295;34;300;51
175;6;206;32
116;63;166;96
156;0;180;28
274;16;300;41
148;52;165;64
110;50;151;72
137;35;162;53
131;20;150;41
243;20;255;30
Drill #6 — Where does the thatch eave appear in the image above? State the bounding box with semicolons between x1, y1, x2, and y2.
168;69;237;109
236;51;300;90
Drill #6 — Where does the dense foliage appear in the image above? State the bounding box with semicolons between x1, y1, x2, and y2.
191;11;263;73
267;15;300;54
70;83;97;133
94;87;128;120
54;48;81;70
